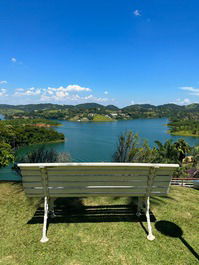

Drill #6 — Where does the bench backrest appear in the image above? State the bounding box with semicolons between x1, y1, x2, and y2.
18;163;179;198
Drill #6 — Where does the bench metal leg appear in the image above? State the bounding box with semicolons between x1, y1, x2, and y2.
145;196;155;241
40;196;49;243
136;197;143;217
49;198;56;218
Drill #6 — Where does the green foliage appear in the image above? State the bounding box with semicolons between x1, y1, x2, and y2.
113;131;191;165
168;120;199;136
14;146;70;175
190;146;199;167
16;146;70;163
0;119;64;149
113;131;157;162
2;102;199;122
154;139;190;164
0;142;15;168
0;118;60;126
0;119;64;168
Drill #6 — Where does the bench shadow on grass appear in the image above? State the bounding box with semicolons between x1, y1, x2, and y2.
155;221;199;261
27;197;156;237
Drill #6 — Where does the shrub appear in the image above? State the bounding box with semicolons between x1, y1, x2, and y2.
13;146;70;176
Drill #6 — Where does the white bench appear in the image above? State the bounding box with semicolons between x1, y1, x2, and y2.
18;162;179;243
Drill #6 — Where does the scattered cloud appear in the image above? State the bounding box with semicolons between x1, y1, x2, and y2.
172;98;191;105
14;87;41;96
15;88;24;92
180;86;199;96
11;57;17;63
12;84;112;104
133;10;141;16
0;88;7;96
0;80;8;84
40;93;108;103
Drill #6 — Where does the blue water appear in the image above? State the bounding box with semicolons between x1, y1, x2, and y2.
1;118;199;180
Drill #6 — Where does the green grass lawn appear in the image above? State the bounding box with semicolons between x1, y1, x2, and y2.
0;183;198;265
93;114;114;122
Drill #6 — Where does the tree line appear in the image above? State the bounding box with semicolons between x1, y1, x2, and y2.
0;119;64;168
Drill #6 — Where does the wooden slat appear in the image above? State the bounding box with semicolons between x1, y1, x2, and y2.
48;167;174;173
47;170;150;176
26;191;169;197
47;175;171;182
23;182;43;188
22;176;41;182
23;182;169;189
24;188;44;195
47;175;148;182
33;186;167;194
21;170;41;176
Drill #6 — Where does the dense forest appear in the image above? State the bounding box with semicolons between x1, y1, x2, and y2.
168;120;199;136
0;119;64;167
1;103;199;121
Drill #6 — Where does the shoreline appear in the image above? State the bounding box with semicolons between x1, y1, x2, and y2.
167;130;199;137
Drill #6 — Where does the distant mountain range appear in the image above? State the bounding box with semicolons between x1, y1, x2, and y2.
0;102;199;122
0;102;198;111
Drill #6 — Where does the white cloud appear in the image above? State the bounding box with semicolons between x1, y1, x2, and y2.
65;84;91;92
16;88;24;92
0;88;7;96
0;80;8;84
47;84;92;93
40;92;108;103
104;91;108;95
14;87;41;96
131;100;135;105
83;94;108;102
180;86;199;96
172;98;191;105
133;10;141;16
11;57;17;63
12;84;113;104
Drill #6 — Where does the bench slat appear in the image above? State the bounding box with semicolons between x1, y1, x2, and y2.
24;186;168;195
23;180;170;188
22;175;171;182
46;175;171;182
26;192;168;197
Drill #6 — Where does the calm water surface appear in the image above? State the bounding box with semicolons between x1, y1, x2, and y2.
1;118;199;180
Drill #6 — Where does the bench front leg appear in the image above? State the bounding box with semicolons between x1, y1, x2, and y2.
40;196;49;243
145;196;155;241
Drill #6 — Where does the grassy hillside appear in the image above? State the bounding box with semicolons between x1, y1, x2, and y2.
93;114;114;122
0;183;198;265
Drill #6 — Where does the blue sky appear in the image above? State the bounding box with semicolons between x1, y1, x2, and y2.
0;0;199;107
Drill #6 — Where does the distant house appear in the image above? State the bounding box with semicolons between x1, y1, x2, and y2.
110;113;118;117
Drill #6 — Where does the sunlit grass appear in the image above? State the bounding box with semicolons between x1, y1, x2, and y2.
0;183;198;265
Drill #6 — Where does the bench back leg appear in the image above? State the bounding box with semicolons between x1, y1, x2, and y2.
145;196;155;241
49;198;56;218
136;197;144;216
40;196;49;243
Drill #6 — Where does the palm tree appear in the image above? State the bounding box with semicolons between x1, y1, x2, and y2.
174;139;190;164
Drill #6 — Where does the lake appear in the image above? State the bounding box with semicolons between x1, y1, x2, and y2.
1;118;199;180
